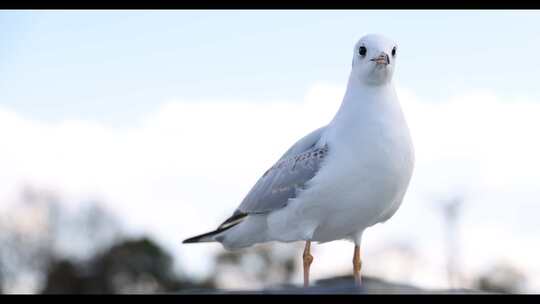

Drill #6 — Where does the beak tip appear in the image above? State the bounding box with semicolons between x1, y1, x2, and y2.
371;53;390;65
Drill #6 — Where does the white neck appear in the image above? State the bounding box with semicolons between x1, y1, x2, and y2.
330;73;397;128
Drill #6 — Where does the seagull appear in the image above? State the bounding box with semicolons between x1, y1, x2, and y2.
183;34;415;288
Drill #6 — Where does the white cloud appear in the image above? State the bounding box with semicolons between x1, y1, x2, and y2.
1;83;540;291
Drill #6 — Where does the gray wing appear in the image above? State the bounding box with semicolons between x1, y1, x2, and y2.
233;126;328;216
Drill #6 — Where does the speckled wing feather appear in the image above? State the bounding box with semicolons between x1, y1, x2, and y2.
218;127;328;230
239;143;328;214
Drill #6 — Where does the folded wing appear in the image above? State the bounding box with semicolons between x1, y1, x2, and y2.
218;126;329;229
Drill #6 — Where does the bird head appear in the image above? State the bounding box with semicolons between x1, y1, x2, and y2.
351;34;398;86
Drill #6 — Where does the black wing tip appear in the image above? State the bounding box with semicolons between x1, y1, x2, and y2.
181;230;219;244
218;211;248;229
182;235;204;244
182;214;247;245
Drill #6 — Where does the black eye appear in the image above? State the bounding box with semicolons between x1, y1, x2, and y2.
392;47;397;57
359;46;367;57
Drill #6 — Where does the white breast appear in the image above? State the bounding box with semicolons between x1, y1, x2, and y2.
266;88;414;244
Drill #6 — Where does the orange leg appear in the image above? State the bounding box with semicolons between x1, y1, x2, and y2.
303;240;314;287
353;245;362;286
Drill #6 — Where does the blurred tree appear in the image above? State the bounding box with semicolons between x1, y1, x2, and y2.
0;185;122;293
473;263;527;293
0;186;61;292
0;185;215;294
56;200;123;261
92;237;184;293
42;237;215;294
40;260;88;294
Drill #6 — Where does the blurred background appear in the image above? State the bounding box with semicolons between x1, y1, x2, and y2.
0;10;539;294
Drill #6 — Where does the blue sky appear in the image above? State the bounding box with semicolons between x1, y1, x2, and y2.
2;10;540;292
2;10;540;125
